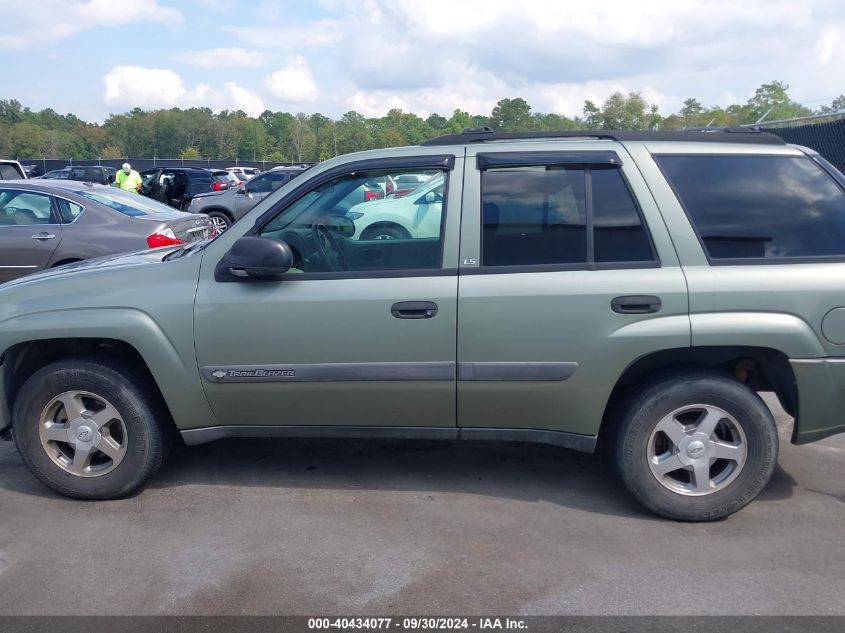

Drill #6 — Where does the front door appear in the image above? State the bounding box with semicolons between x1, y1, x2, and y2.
194;155;462;429
0;188;62;282
456;142;690;440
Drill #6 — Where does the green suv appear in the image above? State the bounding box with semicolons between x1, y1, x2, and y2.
2;128;845;521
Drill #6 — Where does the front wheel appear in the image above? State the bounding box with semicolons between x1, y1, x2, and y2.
12;359;168;500
614;371;778;521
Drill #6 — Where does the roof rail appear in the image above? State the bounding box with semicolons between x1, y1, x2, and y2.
420;126;786;146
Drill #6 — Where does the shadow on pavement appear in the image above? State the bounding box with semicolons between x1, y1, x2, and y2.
0;435;798;518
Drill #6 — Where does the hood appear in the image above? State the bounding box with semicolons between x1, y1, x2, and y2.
0;248;179;292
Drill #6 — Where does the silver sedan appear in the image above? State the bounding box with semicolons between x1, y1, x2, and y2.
0;180;211;283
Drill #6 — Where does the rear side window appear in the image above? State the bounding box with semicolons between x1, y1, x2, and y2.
56;198;84;223
481;163;656;268
656;155;845;261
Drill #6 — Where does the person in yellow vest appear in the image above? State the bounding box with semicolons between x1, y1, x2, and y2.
115;162;142;193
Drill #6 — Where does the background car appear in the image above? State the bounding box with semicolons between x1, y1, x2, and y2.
225;166;260;181
346;172;445;240
0;180;211;283
65;165;116;185
39;167;72;180
0;159;26;180
139;167;231;210
21;164;44;178
189;166;309;232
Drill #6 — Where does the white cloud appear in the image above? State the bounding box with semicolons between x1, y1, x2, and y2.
103;67;265;116
0;0;181;51
173;47;266;68
226;20;342;50
223;82;266;117
265;56;319;104
816;27;841;64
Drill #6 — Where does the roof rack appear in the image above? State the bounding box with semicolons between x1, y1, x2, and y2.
420;126;786;146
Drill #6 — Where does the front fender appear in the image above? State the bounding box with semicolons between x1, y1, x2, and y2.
0;307;218;433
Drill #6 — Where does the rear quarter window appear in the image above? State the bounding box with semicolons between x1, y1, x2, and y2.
656;155;845;262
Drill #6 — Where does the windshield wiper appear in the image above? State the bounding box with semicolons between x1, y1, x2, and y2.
162;238;212;261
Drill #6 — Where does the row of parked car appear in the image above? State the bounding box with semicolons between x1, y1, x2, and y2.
0;157;444;282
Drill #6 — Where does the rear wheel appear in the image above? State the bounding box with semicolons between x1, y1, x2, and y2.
12;359;168;499
614;371;778;521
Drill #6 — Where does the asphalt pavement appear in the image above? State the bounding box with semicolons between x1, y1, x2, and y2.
0;393;843;615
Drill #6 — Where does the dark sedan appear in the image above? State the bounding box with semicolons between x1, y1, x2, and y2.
0;180;211;283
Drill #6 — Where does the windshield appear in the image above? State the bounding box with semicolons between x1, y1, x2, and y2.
64;187;177;217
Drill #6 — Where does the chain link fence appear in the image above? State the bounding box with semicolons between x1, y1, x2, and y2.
749;113;845;173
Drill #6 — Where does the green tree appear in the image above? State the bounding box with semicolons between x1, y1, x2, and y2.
490;98;533;131
745;81;811;123
179;146;203;160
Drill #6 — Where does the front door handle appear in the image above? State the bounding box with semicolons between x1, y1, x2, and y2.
31;232;57;241
611;295;662;314
391;301;438;319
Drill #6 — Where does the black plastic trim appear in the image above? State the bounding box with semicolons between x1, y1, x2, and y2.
457;362;578;381
477;151;622;169
215;265;459;283
180;425;598;453
422;129;786;147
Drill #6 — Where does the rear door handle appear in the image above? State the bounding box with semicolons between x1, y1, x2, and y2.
611;295;662;314
391;301;438;319
31;232;57;241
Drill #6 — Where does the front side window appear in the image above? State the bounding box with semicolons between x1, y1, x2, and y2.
258;168;448;274
0;164;23;180
656;155;845;261
0;190;54;225
481;163;655;267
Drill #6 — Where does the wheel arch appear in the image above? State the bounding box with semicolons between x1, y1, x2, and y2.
0;309;218;436
600;345;798;445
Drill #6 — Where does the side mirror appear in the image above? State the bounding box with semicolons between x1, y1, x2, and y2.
237;188;247;195
423;191;436;204
222;236;292;279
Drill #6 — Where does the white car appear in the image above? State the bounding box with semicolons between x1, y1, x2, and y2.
225;167;260;181
346;172;445;240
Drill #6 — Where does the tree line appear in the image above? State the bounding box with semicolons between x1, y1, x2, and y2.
1;81;842;162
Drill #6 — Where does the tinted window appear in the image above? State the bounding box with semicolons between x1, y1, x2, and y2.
482;166;587;267
657;155;845;260
258;168;447;274
0;164;23;180
70;188;176;217
592;167;655;263
248;172;286;193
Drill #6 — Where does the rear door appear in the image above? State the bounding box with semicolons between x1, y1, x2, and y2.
456;142;690;443
0;188;63;282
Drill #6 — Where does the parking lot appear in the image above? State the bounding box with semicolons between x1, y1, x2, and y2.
0;394;842;615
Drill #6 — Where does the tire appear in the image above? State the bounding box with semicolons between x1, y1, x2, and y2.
614;370;778;521
206;210;232;234
360;223;410;240
12;359;168;500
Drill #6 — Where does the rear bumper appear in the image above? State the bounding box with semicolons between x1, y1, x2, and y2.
790;358;845;444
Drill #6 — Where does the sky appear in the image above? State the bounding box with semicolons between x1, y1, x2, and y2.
0;0;844;123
